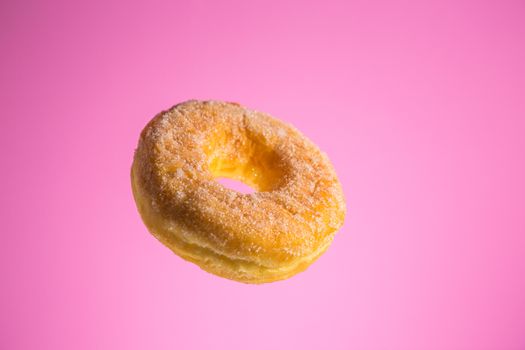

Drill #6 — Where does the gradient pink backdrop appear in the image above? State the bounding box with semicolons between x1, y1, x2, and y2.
1;0;525;349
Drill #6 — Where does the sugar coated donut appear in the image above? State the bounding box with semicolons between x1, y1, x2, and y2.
131;100;346;283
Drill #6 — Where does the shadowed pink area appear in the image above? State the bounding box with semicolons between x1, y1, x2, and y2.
1;0;525;349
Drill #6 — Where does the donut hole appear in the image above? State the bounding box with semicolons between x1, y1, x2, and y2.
215;177;256;194
204;130;287;192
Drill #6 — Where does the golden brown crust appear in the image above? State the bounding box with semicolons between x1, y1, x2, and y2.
131;100;346;283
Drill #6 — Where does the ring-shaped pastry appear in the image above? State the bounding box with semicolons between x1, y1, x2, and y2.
131;100;346;283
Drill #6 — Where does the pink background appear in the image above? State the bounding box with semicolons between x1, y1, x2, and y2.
1;0;525;349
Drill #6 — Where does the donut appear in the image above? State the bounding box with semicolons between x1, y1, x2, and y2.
131;100;346;283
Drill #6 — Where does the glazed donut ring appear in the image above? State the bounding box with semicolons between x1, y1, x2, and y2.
131;100;346;283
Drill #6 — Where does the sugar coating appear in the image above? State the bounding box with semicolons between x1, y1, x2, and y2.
131;100;346;283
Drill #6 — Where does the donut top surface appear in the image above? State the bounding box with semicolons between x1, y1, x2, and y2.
133;100;346;270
